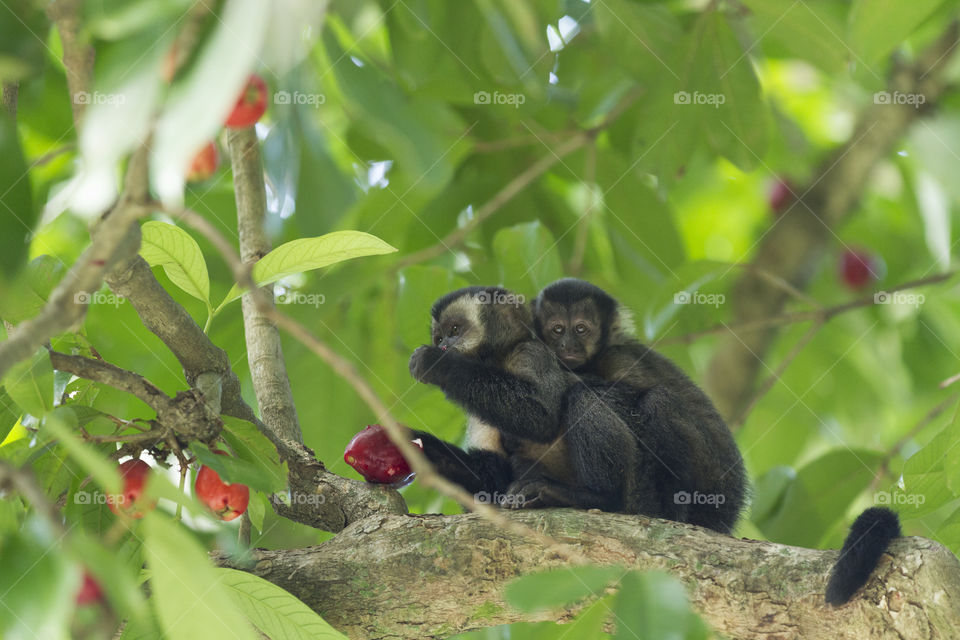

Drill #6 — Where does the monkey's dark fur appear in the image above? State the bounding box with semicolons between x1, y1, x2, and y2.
533;278;747;533
826;507;901;605
409;286;642;510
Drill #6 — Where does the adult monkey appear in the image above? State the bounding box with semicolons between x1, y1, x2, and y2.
533;278;747;533
408;286;654;513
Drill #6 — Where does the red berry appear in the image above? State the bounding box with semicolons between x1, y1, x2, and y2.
225;74;267;129
187;142;219;182
840;248;878;290
769;178;793;214
108;459;155;519
344;424;422;488
75;571;103;606
195;451;250;521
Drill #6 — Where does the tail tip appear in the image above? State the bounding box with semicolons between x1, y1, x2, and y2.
825;507;901;606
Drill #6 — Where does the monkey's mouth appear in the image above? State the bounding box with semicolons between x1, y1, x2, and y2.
559;354;585;368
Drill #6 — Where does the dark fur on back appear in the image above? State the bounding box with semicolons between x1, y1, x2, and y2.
825;507;901;605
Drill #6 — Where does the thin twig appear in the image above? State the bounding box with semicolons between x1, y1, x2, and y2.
662;271;957;345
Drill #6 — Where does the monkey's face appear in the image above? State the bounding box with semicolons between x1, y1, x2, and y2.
535;298;603;369
431;296;483;355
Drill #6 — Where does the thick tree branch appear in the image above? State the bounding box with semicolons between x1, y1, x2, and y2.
214;510;960;640
705;22;960;421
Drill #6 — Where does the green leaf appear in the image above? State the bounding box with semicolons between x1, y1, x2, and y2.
492;221;564;294
218;568;348;639
3;346;54;417
850;0;948;65
42;407;122;494
246;491;267;533
693;12;768;171
220;231;397;306
0;387;20;444
613;571;693;640
758;449;884;547
898;417;960;518
504;565;623;613
140;221;211;304
750;465;795;525
68;532;150;625
0;110;35;276
740;0;849;73
191;442;278;493
0;518;78;640
221;416;287;493
144;513;258;640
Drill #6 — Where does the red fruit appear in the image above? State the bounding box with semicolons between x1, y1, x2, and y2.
187;142;219;182
195;451;250;521
108;459;155;518
840;248;878;290
769;178;793;214
225;74;267;129
344;424;422;488
75;571;103;606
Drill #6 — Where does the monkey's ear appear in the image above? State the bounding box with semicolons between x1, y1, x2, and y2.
612;306;635;337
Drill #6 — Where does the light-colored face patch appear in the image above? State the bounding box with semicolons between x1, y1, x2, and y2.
438;295;484;354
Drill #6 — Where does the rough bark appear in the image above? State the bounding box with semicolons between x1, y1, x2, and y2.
214;510;960;640
706;22;960;421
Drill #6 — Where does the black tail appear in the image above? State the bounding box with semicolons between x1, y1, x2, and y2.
825;507;901;605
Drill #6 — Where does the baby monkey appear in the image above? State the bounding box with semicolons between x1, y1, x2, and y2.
534;278;746;533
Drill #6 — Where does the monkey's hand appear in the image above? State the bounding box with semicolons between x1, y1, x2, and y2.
409;345;447;384
505;479;571;509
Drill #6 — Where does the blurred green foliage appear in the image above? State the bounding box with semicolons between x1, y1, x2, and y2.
2;0;960;638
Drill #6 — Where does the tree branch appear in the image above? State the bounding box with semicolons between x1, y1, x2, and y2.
213;510;960;639
705;21;960;421
227;126;303;446
49;350;221;443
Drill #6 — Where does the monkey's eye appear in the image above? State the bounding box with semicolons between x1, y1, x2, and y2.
575;324;587;335
450;324;460;336
552;324;564;335
433;335;442;345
